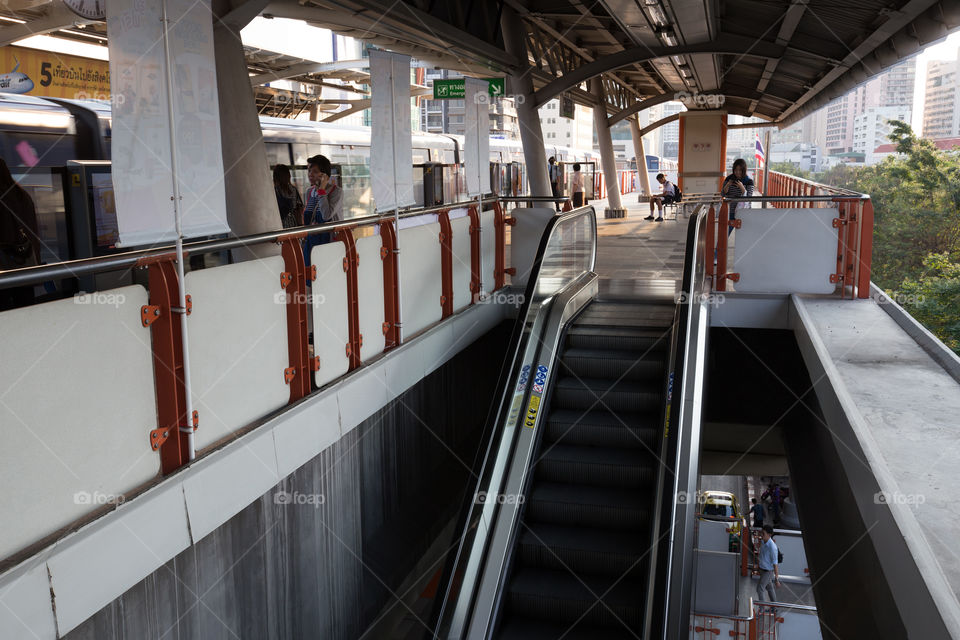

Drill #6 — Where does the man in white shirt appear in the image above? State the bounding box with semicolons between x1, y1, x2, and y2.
645;173;677;222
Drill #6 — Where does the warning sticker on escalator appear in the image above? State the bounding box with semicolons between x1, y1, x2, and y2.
524;365;549;428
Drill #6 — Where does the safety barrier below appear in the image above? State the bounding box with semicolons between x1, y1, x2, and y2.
0;198;515;566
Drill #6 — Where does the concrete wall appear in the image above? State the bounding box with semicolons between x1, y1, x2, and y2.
64;322;512;640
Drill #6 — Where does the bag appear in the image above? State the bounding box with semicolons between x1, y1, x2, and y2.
0;226;37;270
674;185;683;202
777;546;784;565
281;190;303;229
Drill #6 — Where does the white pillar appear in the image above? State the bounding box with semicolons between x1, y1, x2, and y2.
501;7;551;199
629;117;652;200
213;12;279;255
591;78;624;216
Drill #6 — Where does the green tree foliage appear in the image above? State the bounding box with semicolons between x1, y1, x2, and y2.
786;121;960;353
768;161;812;180
895;253;960;352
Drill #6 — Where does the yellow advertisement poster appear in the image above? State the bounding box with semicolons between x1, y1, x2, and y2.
0;45;110;100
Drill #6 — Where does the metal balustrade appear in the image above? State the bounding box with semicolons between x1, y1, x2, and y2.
0;196;516;566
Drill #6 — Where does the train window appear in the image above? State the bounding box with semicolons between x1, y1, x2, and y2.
292;143;309;166
12;168;69;264
412;147;429;164
0;133;78;169
438;148;456;164
265;142;291;166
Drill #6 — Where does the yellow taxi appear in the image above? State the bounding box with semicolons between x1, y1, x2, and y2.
697;490;743;537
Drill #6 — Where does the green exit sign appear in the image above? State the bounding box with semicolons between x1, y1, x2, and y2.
432;78;505;100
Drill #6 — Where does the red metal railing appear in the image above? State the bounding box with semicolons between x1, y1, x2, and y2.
708;171;873;299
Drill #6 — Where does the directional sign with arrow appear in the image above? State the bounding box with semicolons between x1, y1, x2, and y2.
432;78;505;100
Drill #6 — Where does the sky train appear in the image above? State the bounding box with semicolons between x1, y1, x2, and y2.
0;93;604;276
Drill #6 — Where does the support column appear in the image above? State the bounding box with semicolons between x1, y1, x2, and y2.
213;1;278;256
591;78;625;218
501;7;550;199
629;117;652;201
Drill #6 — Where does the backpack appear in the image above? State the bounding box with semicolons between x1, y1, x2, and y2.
776;542;784;565
674;185;682;202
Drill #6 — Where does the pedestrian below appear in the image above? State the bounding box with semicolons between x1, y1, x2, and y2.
756;524;780;603
751;498;764;529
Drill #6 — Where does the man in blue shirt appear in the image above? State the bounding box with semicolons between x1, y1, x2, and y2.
756;524;780;603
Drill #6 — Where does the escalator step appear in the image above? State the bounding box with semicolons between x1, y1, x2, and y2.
525;482;649;531
546;409;658;449
496;615;639;640
565;326;670;352
534;444;654;488
551;377;660;412
506;567;644;629
559;348;664;381
518;523;648;576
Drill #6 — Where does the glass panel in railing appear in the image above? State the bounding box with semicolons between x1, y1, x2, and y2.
534;211;594;298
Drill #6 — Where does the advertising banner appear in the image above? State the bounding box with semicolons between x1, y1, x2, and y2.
0;45;110;99
370;49;414;212
107;0;229;246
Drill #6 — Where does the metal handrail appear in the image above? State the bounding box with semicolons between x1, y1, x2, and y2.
722;195;867;203
432;205;598;638
0;196;500;290
498;196;570;202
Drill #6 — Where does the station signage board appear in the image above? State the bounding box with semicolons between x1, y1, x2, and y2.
433;77;505;99
560;94;575;119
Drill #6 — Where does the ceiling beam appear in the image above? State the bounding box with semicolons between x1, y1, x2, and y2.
0;4;92;47
748;0;808;114
638;113;680;138
532;35;785;107
607;92;675;127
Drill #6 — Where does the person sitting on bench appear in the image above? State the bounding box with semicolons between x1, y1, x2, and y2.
645;173;677;222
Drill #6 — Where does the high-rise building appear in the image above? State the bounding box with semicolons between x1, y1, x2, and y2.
923;50;960;139
853;106;911;161
539;99;593;151
822;58;915;154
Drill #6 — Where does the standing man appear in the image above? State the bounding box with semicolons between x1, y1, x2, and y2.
756;524;780;603
303;154;343;270
645;173;677;222
548;156;561;211
751;498;764;529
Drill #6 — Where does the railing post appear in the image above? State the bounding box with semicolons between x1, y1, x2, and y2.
717;202;730;291
141;254;190;474
857;199;874;298
336;228;363;369
844;200;860;299
834;199;847;296
379;220;401;349
279;235;312;402
467;205;483;303
438;209;454;317
706;204;716;284
494;200;515;290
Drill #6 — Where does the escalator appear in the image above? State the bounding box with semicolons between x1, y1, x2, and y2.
497;301;674;639
433;203;711;640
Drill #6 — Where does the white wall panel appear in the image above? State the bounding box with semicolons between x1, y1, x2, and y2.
356;235;387;362
480;209;497;295
311;242;351;386
450;215;473;311
186;257;289;450
400;222;443;335
733;208;839;294
0;286;159;562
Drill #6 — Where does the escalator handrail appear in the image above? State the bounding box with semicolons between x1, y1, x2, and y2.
432;205;598;637
647;201;715;637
